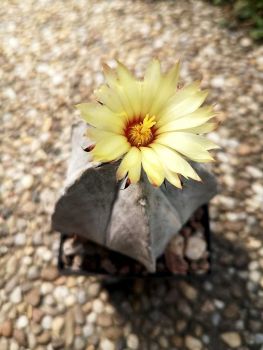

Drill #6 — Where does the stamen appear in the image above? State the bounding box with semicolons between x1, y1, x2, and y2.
126;115;156;147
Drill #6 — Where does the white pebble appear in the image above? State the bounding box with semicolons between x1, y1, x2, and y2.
83;324;94;337
65;294;76;307
14;233;26;246
86;312;97;324
54;286;69;301
20;174;34;189
42;315;53;330
211;76;225;89
92;299;104;314
10;287;22;304
16;315;29;329
100;338;115;350
127;334;139;349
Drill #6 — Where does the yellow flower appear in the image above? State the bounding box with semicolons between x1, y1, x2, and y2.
76;59;219;188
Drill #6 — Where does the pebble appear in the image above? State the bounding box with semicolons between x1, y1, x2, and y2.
185;335;202;350
41;315;53;330
10;287;22;304
52;316;64;337
127;334;139;349
20;174;34;190
92;299;104;314
16;315;29;329
25;288;41;306
54;286;69;301
87;283;101;297
0;320;13;337
179;282;198;301
13;329;27;347
211;76;225;89
100;338;115;350
83;324;94;337
221;332;242;348
37;331;51;345
74;336;86;350
41;266;59;281
185;236;207;260
14;233;26;246
27;266;40;280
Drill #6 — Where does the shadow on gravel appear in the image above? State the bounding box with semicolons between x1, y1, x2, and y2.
103;234;258;350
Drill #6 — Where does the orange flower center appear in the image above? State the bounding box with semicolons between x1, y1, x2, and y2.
126;115;156;147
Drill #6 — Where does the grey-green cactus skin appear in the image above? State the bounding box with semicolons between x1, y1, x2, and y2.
52;122;217;272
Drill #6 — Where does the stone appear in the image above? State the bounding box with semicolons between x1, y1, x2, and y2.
25;288;41;307
87;283;101;297
6;255;18;275
14;233;26;246
27;266;40;280
0;320;13;337
100;338;115;350
9;340;19;350
83;324;94;337
211;76;225;89
185;236;207;260
0;338;8;350
41;266;59;281
16;315;29;329
65;294;76;307
37;331;51;345
254;334;263;344
41;315;53;330
179;282;198;301
92;299;104;314
74;336;86;350
52;338;64;349
13;329;27;347
97;314;112;327
185;335;202;350
74;305;85;325
65;309;74;347
221;332;242;348
52;316;64;337
20;174;34;190
240;37;252;48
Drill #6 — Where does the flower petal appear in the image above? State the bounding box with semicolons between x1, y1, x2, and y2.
95;84;125;114
149;61;180;116
141;59;162;116
116;147;141;183
156;132;218;162
102;63;119;87
88;129;130;162
140;146;164;186
164;168;182;189
157;82;208;125
157;106;215;134
76;103;125;133
116;61;142;117
181;122;218;134
150;143;201;181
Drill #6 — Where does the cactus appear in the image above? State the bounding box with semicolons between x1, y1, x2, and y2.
52;122;217;272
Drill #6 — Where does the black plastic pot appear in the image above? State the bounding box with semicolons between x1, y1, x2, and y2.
57;205;211;279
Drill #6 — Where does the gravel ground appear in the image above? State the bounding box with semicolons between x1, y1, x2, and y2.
1;0;263;349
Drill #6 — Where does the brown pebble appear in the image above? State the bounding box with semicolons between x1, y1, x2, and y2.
25;288;41;307
14;329;28;347
97;314;112;327
41;266;59;281
0;320;13;337
37;331;51;345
